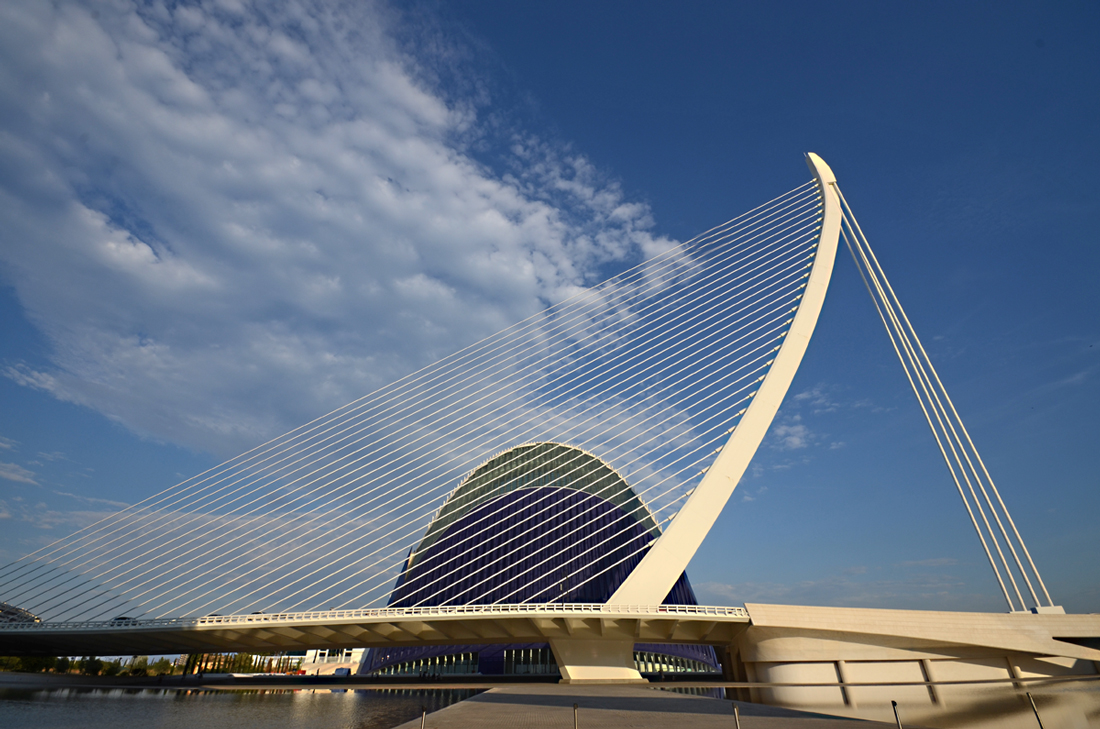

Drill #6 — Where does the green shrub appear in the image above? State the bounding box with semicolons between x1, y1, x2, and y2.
80;656;103;675
20;656;55;673
0;656;56;672
127;656;148;676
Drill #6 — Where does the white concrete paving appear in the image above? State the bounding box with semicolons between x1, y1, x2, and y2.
394;685;905;729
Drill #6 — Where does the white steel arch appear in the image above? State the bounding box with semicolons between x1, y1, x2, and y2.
608;153;842;605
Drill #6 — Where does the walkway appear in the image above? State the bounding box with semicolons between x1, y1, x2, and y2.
394;685;904;729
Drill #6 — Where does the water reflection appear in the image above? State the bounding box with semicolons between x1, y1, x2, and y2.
2;681;1098;727
0;687;479;729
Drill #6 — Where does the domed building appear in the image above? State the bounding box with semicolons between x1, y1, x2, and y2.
359;442;719;677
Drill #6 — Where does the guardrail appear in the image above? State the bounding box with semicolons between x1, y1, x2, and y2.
0;603;750;632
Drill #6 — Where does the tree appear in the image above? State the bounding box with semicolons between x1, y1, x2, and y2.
54;657;70;674
102;659;122;677
80;656;103;675
128;656;149;676
20;656;55;673
183;654;201;674
150;658;173;676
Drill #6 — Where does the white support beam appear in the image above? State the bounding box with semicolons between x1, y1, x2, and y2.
608;153;842;605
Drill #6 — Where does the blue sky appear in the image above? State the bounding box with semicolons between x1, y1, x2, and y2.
0;1;1097;614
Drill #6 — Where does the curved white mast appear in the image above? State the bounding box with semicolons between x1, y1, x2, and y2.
608;153;842;605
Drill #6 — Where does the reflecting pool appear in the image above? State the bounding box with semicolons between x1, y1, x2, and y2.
0;687;478;729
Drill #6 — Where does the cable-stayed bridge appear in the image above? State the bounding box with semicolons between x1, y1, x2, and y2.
2;155;1097;720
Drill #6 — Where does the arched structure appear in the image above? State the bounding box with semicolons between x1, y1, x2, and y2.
364;441;718;678
405;441;659;584
609;153;842;605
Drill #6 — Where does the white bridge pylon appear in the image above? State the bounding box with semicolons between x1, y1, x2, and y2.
618;152;1055;616
610;153;841;605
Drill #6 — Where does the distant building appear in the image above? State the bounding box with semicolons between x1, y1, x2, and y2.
304;647;365;665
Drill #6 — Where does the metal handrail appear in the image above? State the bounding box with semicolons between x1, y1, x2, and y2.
0;603;749;632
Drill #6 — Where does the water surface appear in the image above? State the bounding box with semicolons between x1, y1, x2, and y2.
0;687;477;729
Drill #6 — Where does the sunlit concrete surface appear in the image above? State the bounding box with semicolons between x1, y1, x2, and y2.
728;603;1100;726
393;685;898;729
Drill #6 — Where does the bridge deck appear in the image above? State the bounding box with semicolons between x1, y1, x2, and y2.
0;603;750;656
393;685;898;729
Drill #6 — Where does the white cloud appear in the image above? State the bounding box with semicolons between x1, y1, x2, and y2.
51;491;130;509
3;366;64;397
20;506;115;532
0;0;675;457
741;484;767;502
770;414;812;450
899;557;959;568
0;462;37;485
694;569;996;612
793;385;840;413
1053;369;1090;388
793;383;889;415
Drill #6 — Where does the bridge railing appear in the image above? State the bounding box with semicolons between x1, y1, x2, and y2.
0;603;749;632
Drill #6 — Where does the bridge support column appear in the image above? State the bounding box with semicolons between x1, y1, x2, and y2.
549;639;646;684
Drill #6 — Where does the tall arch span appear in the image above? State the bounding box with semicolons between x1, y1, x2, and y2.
608;153;842;605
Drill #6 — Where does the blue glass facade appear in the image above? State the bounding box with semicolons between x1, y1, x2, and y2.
391;487;652;606
361;442;719;676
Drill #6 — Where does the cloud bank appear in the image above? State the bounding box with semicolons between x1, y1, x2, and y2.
0;0;674;456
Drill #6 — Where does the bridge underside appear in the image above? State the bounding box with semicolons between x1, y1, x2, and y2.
0;606;750;657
